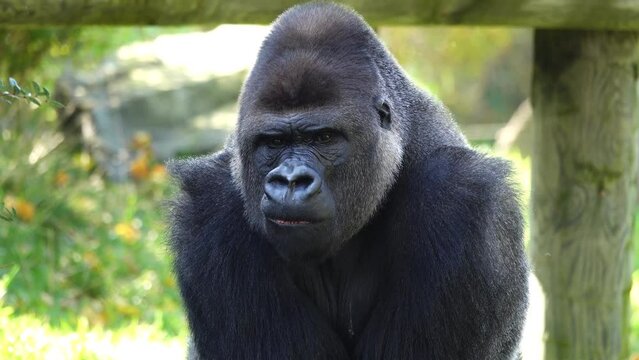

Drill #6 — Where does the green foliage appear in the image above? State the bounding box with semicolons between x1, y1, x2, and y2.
0;24;203;357
0;202;16;222
380;27;531;125
0;26;199;95
0;28;80;79
0;78;63;107
0;22;204;358
631;214;639;356
0;105;185;336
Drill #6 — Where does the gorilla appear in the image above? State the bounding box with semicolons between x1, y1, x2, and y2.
169;3;528;360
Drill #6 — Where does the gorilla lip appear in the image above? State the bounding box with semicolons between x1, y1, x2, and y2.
269;218;312;226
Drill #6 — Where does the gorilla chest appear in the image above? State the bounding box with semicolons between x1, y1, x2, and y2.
290;256;381;349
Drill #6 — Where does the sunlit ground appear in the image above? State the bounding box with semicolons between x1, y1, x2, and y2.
0;312;185;359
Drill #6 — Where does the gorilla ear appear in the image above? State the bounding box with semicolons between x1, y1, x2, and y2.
376;100;392;130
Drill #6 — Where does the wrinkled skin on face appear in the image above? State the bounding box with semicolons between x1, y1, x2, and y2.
234;99;402;261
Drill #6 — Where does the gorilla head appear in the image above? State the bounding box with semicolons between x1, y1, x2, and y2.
230;5;404;261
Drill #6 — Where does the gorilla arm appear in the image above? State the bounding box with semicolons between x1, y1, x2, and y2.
355;146;528;360
168;151;349;360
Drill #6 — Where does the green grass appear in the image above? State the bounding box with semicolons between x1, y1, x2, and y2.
0;304;185;359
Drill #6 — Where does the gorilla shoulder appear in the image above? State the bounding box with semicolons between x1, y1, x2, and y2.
167;151;234;198
167;151;248;268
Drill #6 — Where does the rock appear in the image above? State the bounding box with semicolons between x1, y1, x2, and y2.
56;25;270;180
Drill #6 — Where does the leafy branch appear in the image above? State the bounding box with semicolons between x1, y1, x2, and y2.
0;202;16;222
0;78;63;108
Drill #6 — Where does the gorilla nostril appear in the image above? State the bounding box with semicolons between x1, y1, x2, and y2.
298;174;321;198
271;174;289;187
294;175;314;188
265;172;289;201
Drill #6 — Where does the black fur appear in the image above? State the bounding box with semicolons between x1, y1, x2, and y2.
169;3;528;360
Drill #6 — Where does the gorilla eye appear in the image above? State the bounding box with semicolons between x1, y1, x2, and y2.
267;137;286;148
378;102;391;130
315;132;333;144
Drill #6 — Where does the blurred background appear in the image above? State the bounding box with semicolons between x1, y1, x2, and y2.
0;24;634;359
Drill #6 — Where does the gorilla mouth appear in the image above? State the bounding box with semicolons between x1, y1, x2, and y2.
269;218;312;226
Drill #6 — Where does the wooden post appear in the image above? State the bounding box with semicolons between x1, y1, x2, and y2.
531;30;639;360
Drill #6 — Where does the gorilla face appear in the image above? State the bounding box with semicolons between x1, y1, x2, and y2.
254;110;347;261
236;100;399;262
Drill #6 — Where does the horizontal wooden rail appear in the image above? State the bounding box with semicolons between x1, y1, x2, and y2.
2;0;639;28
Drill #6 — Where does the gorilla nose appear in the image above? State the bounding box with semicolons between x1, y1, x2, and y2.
265;163;322;202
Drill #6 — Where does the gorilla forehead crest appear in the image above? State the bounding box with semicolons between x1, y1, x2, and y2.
243;3;381;113
258;54;340;110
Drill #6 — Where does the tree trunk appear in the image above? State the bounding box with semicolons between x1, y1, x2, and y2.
531;30;639;360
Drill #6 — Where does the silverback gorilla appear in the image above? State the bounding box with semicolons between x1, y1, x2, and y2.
169;3;528;360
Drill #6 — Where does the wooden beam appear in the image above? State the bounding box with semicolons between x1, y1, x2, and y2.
2;0;639;28
531;30;639;360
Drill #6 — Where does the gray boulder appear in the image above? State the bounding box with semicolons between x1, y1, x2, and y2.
57;26;269;179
